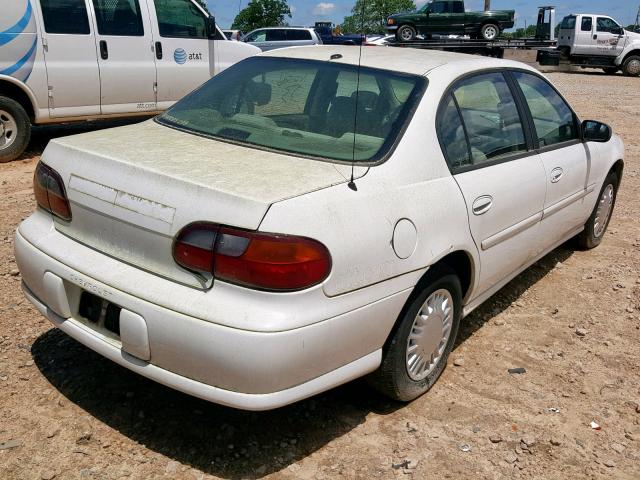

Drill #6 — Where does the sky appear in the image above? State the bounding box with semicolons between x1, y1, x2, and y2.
207;0;639;32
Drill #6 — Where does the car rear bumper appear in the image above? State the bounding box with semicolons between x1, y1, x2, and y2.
15;213;412;410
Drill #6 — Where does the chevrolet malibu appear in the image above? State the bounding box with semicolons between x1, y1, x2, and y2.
15;46;623;410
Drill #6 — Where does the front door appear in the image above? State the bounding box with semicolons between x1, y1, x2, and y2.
148;0;212;109
511;71;590;247
437;72;546;296
90;0;157;115
572;15;595;55
36;0;101;117
592;17;626;57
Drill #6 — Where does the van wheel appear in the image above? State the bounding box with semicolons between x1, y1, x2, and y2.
396;25;417;42
368;266;462;402
575;171;619;250
0;96;31;163
622;55;640;77
480;23;500;41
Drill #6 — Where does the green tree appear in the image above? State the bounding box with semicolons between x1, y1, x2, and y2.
341;0;416;35
231;0;291;32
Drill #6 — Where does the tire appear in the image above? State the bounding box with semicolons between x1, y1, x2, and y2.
602;67;618;75
480;23;500;41
622;55;640;77
0;96;31;163
368;266;462;402
575;171;619;250
396;25;417;43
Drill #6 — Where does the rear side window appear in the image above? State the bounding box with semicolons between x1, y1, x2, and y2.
512;72;578;147
287;30;312;41
154;0;207;38
581;17;593;32
266;30;287;41
437;95;469;169
92;0;144;36
560;16;576;30
446;72;527;167
40;0;91;34
430;2;449;14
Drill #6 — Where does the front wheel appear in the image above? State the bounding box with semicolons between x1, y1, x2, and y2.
0;96;31;163
480;23;500;41
622;55;640;77
575;171;619;250
368;267;462;402
396;25;417;42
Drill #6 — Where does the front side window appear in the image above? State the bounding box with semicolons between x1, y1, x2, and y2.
154;0;207;38
40;0;91;34
596;17;621;33
513;72;578;147
581;17;593;32
448;72;527;167
92;0;144;36
158;57;425;162
245;30;266;42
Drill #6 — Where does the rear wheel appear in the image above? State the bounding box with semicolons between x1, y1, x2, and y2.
622;55;640;77
0;96;31;163
396;25;417;42
368;266;462;402
480;23;500;41
575;171;619;249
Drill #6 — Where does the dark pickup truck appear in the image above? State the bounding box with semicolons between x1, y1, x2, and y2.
387;0;515;42
314;22;364;45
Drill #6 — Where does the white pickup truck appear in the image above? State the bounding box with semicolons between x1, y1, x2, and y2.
537;13;640;77
0;0;259;162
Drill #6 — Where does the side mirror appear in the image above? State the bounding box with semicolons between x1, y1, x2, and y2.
582;120;612;143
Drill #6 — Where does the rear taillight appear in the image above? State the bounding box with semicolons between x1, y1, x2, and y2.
33;162;72;221
173;224;331;291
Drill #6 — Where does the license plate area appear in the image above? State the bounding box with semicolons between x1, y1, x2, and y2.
78;291;122;338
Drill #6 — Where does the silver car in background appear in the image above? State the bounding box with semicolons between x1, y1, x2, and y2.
242;27;322;51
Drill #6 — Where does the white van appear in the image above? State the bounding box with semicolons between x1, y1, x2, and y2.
0;0;259;162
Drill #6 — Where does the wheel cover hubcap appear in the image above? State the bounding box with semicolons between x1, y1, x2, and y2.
628;59;640;75
406;289;453;381
594;184;614;238
0;109;17;150
401;28;413;41
484;26;498;39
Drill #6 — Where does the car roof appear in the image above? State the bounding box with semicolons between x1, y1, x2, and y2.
259;45;538;77
250;27;315;31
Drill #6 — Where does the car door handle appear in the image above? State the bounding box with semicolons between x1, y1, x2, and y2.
593;34;598;40
472;195;493;216
99;40;108;60
550;167;564;183
155;41;163;60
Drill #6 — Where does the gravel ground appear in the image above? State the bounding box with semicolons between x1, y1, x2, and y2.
0;72;639;480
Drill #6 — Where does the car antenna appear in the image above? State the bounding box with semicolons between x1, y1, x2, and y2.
348;0;367;191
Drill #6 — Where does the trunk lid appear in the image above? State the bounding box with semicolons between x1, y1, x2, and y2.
42;120;348;288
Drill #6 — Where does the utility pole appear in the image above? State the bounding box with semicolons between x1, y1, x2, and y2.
484;0;491;11
636;4;640;30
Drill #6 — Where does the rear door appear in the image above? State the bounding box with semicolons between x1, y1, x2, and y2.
511;71;589;245
36;0;101;117
262;29;287;51
437;72;546;296
285;29;316;47
572;15;594;55
147;0;213;109
89;0;157;114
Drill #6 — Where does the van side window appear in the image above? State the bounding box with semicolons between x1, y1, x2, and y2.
512;72;578;147
92;0;144;36
154;0;207;39
40;0;91;35
581;17;592;32
449;73;528;166
287;30;312;41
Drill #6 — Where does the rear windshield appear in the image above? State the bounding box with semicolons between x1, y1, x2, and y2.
560;15;576;30
157;57;425;163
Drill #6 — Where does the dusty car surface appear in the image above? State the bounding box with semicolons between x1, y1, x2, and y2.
15;46;624;411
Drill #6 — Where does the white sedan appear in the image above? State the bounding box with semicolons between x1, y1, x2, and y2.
15;46;623;410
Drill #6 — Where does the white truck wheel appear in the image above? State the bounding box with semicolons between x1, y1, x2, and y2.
0;96;31;163
622;55;640;77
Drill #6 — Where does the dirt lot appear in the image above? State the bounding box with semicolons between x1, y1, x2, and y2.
1;72;639;480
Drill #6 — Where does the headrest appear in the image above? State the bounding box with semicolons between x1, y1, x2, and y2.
248;81;272;106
